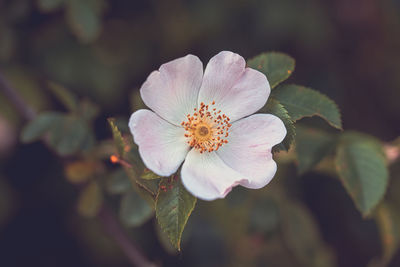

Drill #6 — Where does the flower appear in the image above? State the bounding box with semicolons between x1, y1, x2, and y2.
129;51;287;200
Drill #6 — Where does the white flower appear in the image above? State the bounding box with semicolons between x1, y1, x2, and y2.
129;51;286;200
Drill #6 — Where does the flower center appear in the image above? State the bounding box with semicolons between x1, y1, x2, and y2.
181;101;231;153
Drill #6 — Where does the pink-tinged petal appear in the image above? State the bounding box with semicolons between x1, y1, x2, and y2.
198;51;270;122
181;150;246;201
217;114;286;189
140;55;203;126
129;109;190;176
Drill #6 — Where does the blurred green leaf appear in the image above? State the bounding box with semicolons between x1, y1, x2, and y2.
47;81;79;111
21;111;94;155
335;132;388;216
247;52;295;89
264;98;295;152
155;176;196;251
272;84;342;130
295;126;337;174
79;99;100;121
119;190;153;227
49;115;94;155
141;168;162;180
37;0;65;12
65;160;96;184
66;0;104;43
77;181;103;218
20;112;63;143
107;118;126;158
106;168;132;195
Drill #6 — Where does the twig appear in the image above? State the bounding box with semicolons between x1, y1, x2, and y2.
98;205;157;267
0;70;157;267
0;71;36;120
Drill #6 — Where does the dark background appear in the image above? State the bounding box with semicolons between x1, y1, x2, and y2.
1;0;400;266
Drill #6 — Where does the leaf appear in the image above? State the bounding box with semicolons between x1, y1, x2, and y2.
295;126;337;174
47;81;79;111
48;115;94;155
335;133;389;216
155;176;197;251
21;112;94;155
272;84;342;130
141;168;162;180
264;98;296;152
247;52;295;89
37;0;65;12
122;166;157;206
106;168;132;195
79;99;100;121
65;160;96;184
20;112;63;143
66;0;104;43
119;190;154;227
155;223;179;255
373;203;400;265
107;118;126;158
77;181;103;218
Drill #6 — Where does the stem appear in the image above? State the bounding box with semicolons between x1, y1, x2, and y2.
0;71;36;120
0;70;156;267
98;205;157;267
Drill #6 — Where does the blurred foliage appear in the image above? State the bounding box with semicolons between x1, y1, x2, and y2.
1;0;400;266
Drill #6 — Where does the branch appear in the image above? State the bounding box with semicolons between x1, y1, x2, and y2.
98;205;157;267
0;71;157;267
0;71;36;120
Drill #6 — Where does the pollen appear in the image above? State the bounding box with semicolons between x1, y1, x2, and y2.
181;101;231;153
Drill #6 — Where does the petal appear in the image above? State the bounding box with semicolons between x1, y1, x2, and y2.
129;109;190;176
140;55;203;126
217;114;286;189
181;150;246;201
198;51;270;122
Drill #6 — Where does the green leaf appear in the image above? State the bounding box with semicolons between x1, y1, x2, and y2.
77;181;103;218
141;168;162;180
155;223;179;255
122;166;157;206
155;176;197;251
264;98;295;152
272;84;342;130
295;126;337;174
47;82;79;111
21;112;94;155
119;190;153;227
106;168;132;195
107;118;126;158
20;112;63;143
49;115;94;155
79;100;100;121
247;52;295;89
373;203;400;266
37;0;65;12
335;133;388;216
66;0;104;43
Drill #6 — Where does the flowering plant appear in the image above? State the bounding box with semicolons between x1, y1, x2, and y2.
129;51;286;201
13;48;395;265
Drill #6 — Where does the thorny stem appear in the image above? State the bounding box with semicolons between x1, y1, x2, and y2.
0;70;157;267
